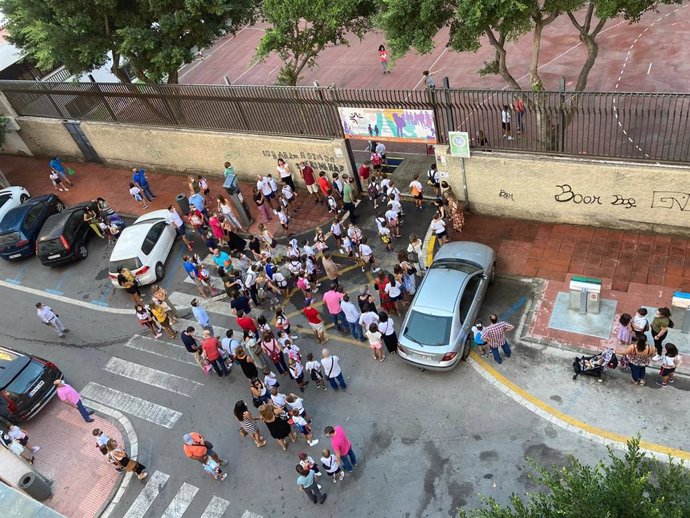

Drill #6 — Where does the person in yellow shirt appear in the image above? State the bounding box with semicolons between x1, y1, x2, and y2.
150;303;177;338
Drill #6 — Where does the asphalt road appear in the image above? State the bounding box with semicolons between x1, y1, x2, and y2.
0;263;612;517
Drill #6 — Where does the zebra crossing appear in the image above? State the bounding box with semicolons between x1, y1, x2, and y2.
120;470;259;518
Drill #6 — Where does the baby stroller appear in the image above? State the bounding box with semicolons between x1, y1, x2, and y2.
572;347;618;382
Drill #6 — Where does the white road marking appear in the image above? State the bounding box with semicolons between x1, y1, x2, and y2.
124;335;197;366
0;278;133;315
123;471;169;518
168;291;235;317
241;511;264;518
104;357;202;396
161;482;199;518
647;62;653;75
184;274;225;290
174;317;229;338
200;496;231;518
81;383;182;428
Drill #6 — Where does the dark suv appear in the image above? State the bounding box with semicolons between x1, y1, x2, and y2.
0;194;64;261
37;202;95;266
0;346;63;423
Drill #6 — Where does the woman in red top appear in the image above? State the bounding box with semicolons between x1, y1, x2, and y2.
303;299;328;344
378;45;390;74
374;270;396;314
317;171;332;198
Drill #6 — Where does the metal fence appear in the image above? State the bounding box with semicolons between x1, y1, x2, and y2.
1;80;690;164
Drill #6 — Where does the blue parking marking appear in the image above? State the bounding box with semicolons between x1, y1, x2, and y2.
45;289;64;295
46;270;69;295
91;282;114;307
500;295;528;322
160;242;186;291
5;264;28;285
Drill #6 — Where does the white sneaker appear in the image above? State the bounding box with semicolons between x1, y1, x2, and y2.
315;471;323;477
652;355;661;361
308;439;319;446
32;446;41;453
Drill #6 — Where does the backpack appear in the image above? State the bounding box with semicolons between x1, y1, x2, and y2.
368;182;379;198
371;153;382;167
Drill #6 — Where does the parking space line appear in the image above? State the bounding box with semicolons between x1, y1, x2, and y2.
91;282;114;307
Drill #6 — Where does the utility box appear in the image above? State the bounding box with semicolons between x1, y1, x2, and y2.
569;276;602;314
223;173;252;228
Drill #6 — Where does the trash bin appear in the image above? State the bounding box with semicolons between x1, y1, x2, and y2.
176;193;190;216
223;173;239;195
18;472;52;501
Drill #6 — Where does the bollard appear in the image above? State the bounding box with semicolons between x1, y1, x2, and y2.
579;288;587;315
682;307;690;335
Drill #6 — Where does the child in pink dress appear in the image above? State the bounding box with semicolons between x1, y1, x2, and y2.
617;313;633;344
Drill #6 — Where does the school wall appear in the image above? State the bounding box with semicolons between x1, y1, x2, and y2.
13;117;352;183
434;146;690;236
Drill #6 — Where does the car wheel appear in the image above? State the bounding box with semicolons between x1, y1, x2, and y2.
19;194;29;203
155;262;165;281
461;335;472;360
56;202;65;212
77;244;88;259
489;263;496;286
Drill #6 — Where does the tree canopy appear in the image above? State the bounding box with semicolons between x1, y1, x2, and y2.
0;0;257;83
378;0;682;92
460;438;690;517
255;0;377;85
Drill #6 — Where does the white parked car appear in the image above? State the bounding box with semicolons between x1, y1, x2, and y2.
108;210;177;287
0;186;30;224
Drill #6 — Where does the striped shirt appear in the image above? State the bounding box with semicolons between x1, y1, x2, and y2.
480;321;514;348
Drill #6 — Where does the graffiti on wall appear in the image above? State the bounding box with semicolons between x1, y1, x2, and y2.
261;150;345;173
498;189;515;201
651;191;690;211
554;184;637;209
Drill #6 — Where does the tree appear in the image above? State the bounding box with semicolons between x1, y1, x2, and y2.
255;0;377;86
0;0;257;84
459;438;690;517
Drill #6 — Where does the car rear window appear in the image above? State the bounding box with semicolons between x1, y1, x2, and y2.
0;193;11;209
5;361;45;398
404;310;452;347
110;258;142;273
0;232;21;247
37;237;65;255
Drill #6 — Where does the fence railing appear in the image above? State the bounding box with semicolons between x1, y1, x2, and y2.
1;80;689;164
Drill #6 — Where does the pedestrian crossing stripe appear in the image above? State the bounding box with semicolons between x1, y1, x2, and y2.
161;482;199;518
183;274;225;290
124;334;198;366
123;470;169;518
168;291;235;317
81;382;182;429
174;317;230;339
200;496;231;518
104;357;203;397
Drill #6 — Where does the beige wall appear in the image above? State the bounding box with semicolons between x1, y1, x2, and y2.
435;146;690;235
80;121;351;183
13;117;352;184
16;117;83;159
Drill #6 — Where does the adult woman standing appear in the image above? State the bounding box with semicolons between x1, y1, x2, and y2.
243;329;269;371
447;197;465;234
235;346;259;380
106;439;148;480
208;213;227;247
384;273;405;316
277;159;296;191
617;335;654;386
397;252;417;298
650;307;671;360
152;285;178;321
374;270;396;315
150;303;177;339
253;187;272;222
258;224;276;249
430;212;448;245
259;403;296;451
378;45;390;74
378;311;398;355
262;332;288;375
407;234;425;274
83;208;104;238
233;400;267;447
216;194;244;231
250;378;272;407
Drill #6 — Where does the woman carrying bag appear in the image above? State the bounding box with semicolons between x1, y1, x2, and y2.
617;335;654;386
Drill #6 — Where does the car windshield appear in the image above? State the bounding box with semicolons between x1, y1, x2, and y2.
431;259;482;275
5;361;44;398
110;258;142;273
0;232;21;247
404;310;452;346
0;193;11;209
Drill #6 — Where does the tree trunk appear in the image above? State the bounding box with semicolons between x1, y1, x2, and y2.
484;29;521;90
167;69;179;85
573;19;606;92
529;19;545;91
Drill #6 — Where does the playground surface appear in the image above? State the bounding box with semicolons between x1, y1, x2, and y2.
179;4;689;93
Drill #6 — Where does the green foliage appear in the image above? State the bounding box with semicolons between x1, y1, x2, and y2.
256;0;377;85
459;437;690;518
0;0;257;83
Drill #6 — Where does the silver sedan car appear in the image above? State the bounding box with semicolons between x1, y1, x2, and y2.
397;241;495;371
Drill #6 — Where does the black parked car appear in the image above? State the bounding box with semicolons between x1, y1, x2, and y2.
37;202;96;266
0;346;63;423
0;194;64;261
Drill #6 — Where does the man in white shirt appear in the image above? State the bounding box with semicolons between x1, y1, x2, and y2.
256;175;274;208
340;294;364;341
166;205;193;250
375;142;387;163
36;302;67;337
220;329;240;361
320;348;347;390
359;307;379;338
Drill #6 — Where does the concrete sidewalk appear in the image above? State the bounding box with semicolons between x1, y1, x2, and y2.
0;154;332;240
